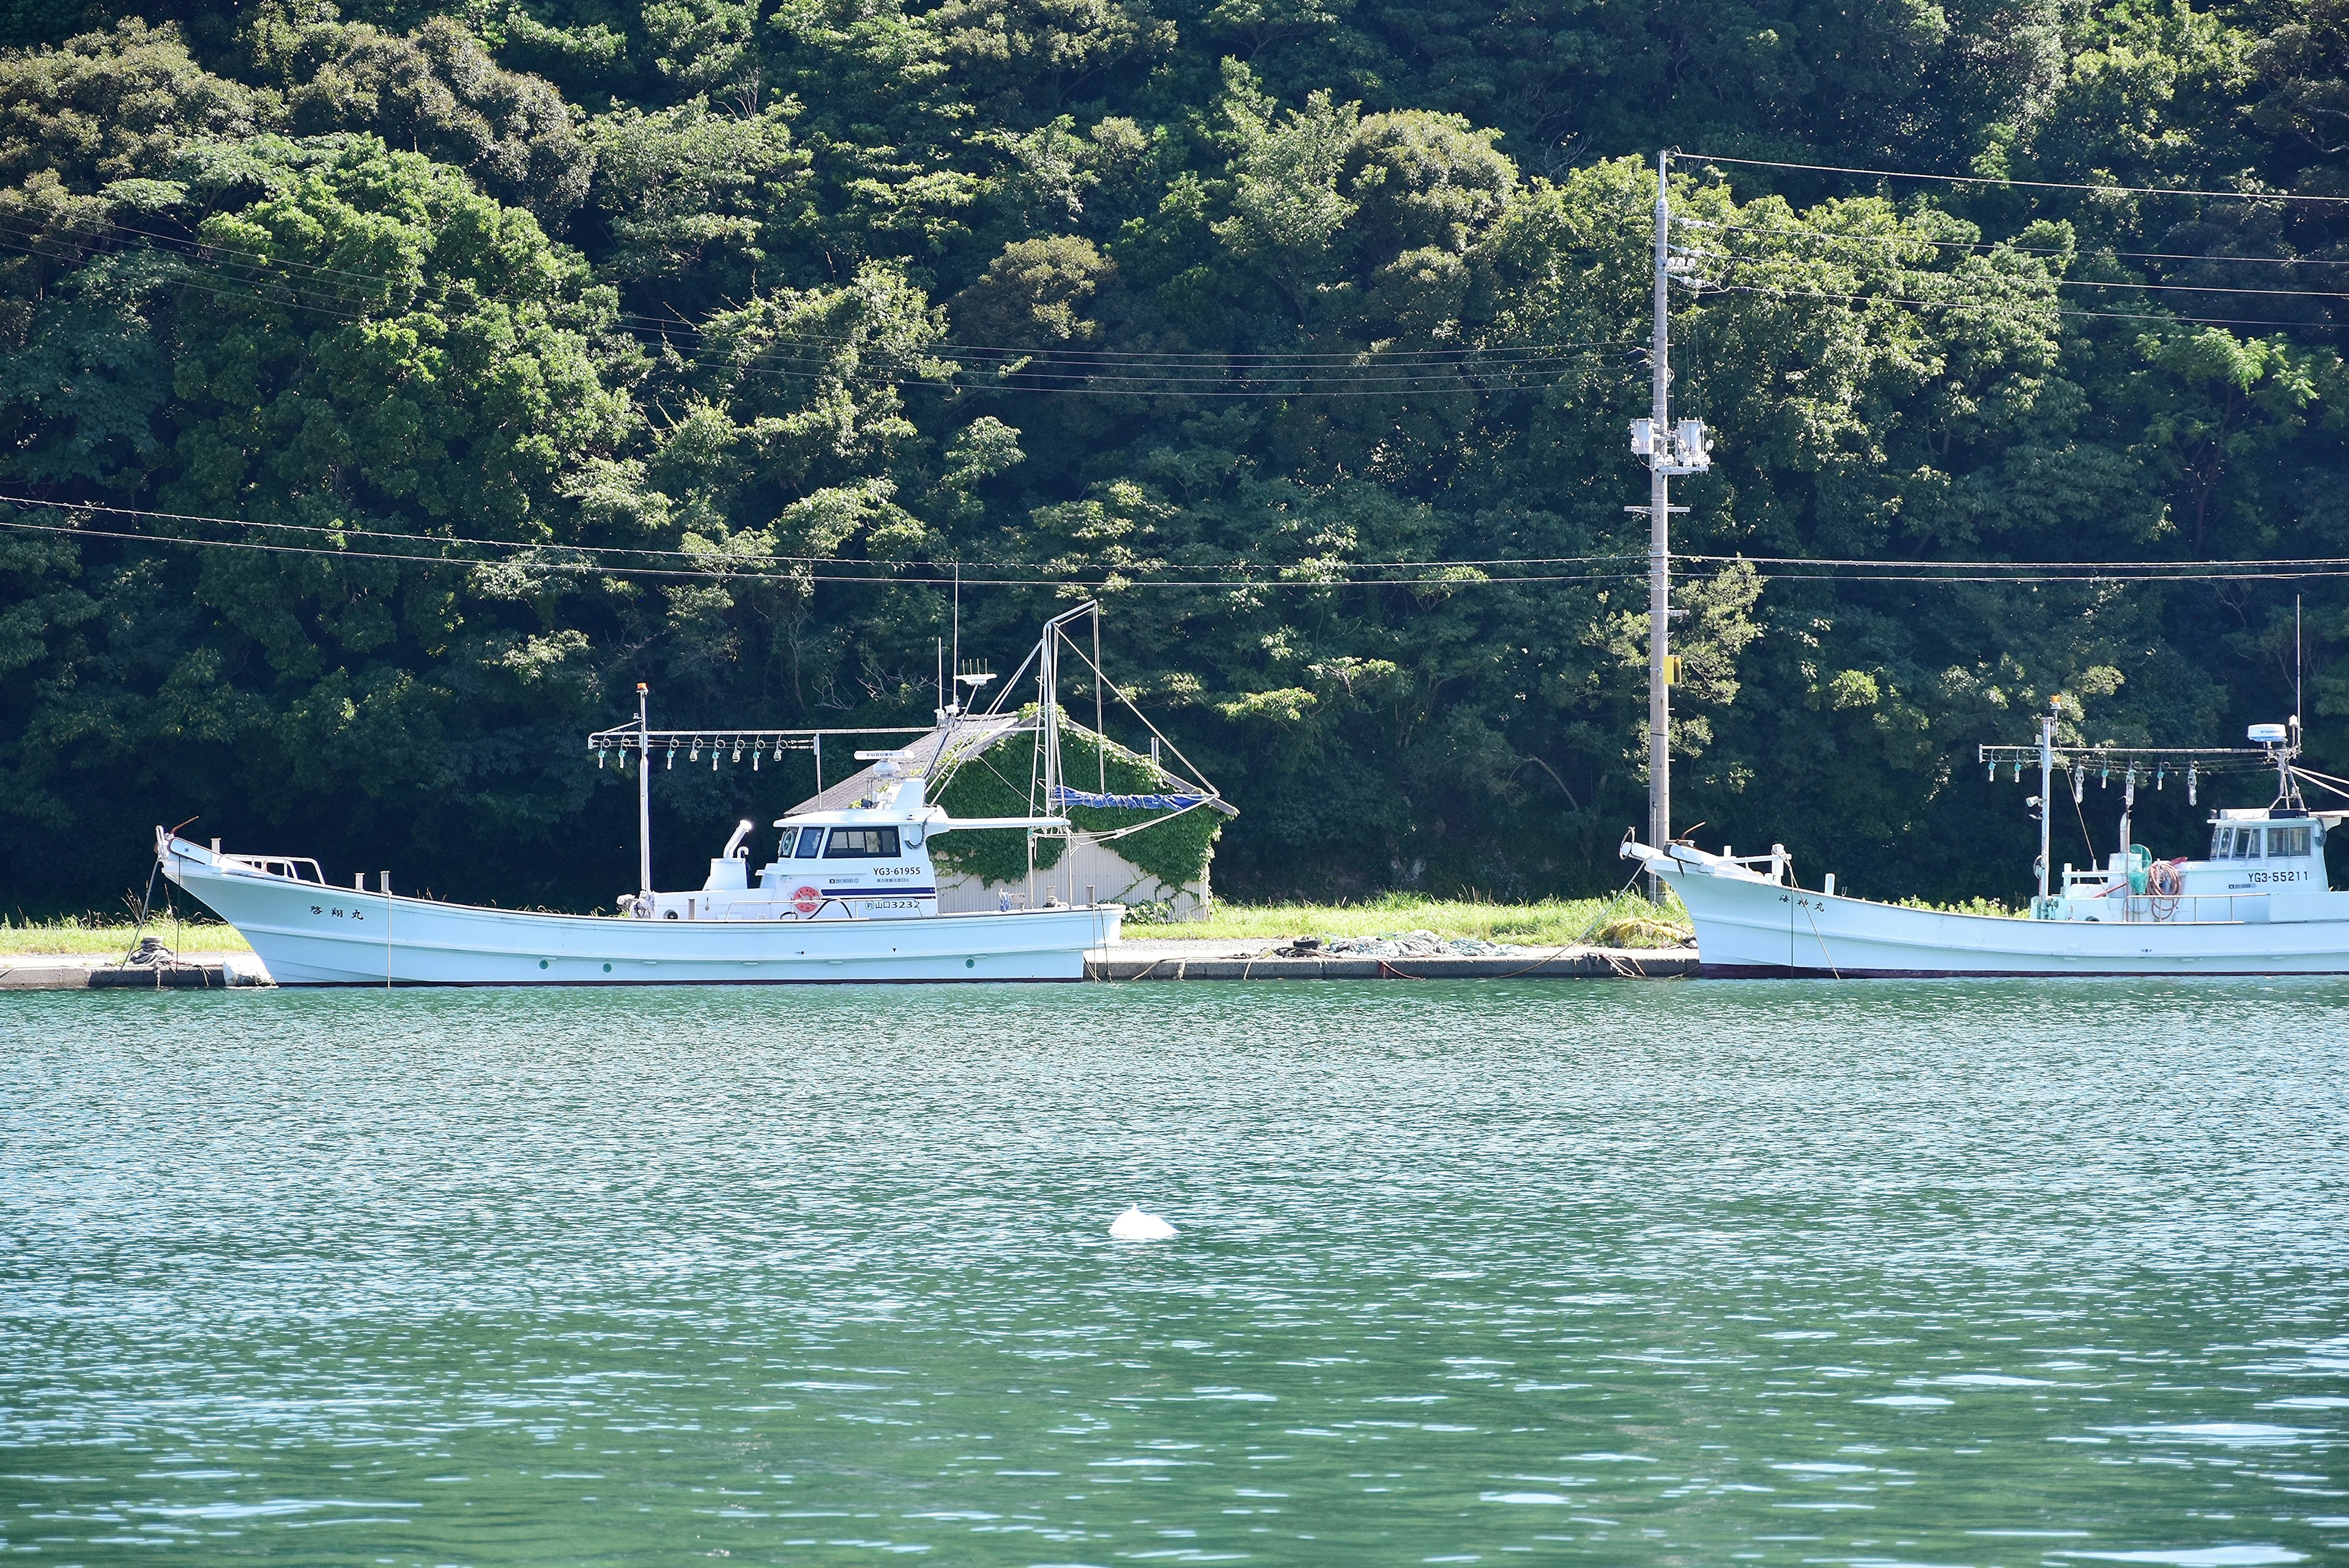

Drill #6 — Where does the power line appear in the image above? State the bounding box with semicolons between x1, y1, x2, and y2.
1685;152;2349;205
0;217;1631;386
2033;277;2342;301
0;222;1630;395
1749;567;2349;582
20;507;2349;591
1687;236;2349;302
0;220;1626;396
29;496;2349;579
0;218;1627;395
1713;277;2349;333
0;494;1650;573
0;512;1663;587
78;210;1619;362
73;210;1663;366
1687;551;2349;571
1684;216;2347;270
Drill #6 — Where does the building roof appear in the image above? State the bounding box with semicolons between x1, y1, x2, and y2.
784;714;1024;816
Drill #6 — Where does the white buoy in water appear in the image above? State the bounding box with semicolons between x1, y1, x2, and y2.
1108;1205;1176;1241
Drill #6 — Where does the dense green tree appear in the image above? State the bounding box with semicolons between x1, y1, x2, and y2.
250;7;592;220
585;95;811;304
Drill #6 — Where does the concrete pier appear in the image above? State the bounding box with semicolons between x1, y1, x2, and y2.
1;953;265;991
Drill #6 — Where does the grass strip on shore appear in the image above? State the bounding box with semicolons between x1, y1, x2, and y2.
0;916;253;956
1145;890;1693;949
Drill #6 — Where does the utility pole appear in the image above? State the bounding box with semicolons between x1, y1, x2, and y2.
1629;150;1711;899
1646;150;1673;893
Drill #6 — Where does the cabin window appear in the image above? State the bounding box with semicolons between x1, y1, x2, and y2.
2269;825;2310;858
2240;828;2262;859
2211;827;2233;858
825;827;901;858
793;827;824;858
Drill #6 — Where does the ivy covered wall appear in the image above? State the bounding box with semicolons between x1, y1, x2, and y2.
929;724;1225;893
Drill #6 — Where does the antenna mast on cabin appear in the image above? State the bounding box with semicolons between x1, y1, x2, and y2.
1628;149;1713;900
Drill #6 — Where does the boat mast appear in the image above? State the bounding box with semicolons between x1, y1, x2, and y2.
2289;595;2305;809
1041;622;1060;811
2037;701;2054;902
637;682;652;900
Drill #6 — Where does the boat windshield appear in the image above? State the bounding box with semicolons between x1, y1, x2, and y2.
2212;825;2262;859
826;827;901;858
792;827;824;858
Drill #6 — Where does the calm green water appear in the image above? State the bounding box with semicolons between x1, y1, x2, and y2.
3;980;2345;1567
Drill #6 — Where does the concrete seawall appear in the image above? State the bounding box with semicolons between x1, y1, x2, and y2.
1087;940;1695;980
1;953;262;991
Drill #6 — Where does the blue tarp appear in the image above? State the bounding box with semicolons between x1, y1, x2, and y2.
1048;787;1208;811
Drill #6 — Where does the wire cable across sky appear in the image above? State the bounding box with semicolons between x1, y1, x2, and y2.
15;497;2349;592
1682;152;2349;205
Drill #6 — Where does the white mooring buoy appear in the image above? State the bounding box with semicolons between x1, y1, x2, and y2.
1108;1205;1176;1241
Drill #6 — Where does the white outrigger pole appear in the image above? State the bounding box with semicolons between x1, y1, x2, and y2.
636;682;651;901
1629;149;1713;899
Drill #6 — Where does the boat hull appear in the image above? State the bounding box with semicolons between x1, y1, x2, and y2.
1652;852;2349;978
161;838;1118;986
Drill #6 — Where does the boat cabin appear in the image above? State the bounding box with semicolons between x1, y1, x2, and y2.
2043;806;2345;924
2206;811;2323;874
636;764;1014;923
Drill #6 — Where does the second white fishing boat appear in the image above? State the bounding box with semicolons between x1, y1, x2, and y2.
1622;704;2349;977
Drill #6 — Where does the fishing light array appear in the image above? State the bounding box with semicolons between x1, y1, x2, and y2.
1981;740;2268;812
595;735;816;771
586;720;933;776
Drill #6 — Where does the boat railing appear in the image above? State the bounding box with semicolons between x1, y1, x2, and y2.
2044;878;2262;923
2110;894;2262;924
1710;844;1790;885
221;854;327;884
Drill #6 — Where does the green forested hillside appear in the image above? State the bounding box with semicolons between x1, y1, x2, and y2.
1;0;2344;911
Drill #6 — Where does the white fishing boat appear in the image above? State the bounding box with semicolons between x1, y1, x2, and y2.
159;606;1222;986
1621;704;2349;977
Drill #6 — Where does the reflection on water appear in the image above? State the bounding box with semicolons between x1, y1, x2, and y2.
2;978;2345;1564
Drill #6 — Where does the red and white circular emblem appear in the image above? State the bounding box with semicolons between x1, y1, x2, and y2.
792;885;822;916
